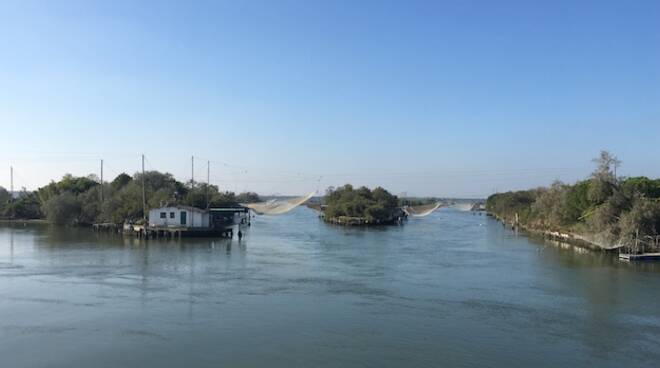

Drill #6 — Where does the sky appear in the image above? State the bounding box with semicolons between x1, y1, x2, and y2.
0;0;659;197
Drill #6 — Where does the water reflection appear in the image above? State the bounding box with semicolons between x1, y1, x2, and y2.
9;227;13;263
531;237;660;363
2;210;660;368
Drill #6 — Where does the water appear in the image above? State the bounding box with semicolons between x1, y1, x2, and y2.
2;207;660;367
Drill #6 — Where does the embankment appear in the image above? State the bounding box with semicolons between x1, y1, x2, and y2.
487;212;620;252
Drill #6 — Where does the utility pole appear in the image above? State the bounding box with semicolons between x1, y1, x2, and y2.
191;155;195;188
10;166;13;197
613;156;621;181
100;159;104;203
613;162;619;181
142;154;146;221
206;160;210;208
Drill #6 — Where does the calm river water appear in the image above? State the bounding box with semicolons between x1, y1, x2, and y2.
2;207;660;367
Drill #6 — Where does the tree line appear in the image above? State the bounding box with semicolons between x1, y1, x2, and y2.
486;151;660;248
0;171;261;225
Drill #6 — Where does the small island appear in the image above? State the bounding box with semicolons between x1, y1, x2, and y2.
321;185;406;225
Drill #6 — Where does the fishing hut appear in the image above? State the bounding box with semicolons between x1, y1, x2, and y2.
129;205;250;238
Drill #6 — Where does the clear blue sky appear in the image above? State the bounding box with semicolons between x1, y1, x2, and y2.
1;0;658;197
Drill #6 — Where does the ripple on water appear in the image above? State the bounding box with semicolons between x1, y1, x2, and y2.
1;209;660;368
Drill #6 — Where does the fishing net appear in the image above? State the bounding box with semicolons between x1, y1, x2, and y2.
573;232;625;250
243;192;315;215
403;203;443;217
450;203;474;212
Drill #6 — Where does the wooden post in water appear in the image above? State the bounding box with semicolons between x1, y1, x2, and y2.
142;154;146;222
100;159;104;203
206;160;210;209
514;212;519;230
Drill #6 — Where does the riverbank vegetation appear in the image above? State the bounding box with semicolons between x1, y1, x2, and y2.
323;185;405;225
0;171;259;226
486;151;660;250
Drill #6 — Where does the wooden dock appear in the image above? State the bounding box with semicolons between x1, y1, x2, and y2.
145;226;234;238
92;223;120;233
619;253;660;261
95;223;237;239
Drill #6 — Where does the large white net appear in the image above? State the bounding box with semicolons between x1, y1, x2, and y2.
242;192;315;215
403;203;443;217
450;203;474;212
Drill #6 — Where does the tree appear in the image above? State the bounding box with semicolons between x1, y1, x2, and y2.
57;174;98;195
212;191;240;208
110;182;145;222
111;173;132;191
588;151;620;204
621;177;660;199
183;185;208;208
44;192;81;225
236;192;261;203
532;181;568;228
563;180;592;223
0;186;10;204
78;186;101;224
491;190;538;224
592;150;621;180
618;197;660;246
2;192;41;219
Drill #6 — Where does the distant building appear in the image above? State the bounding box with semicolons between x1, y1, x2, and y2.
148;205;210;228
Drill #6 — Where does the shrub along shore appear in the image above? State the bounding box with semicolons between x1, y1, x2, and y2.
486;151;660;252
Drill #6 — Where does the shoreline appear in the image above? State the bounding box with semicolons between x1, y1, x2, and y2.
0;213;622;252
0;219;50;225
322;216;404;226
487;212;618;252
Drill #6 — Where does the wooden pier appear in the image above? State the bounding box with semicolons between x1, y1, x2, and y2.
92;223;120;233
619;253;660;261
94;223;237;239
144;226;234;239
